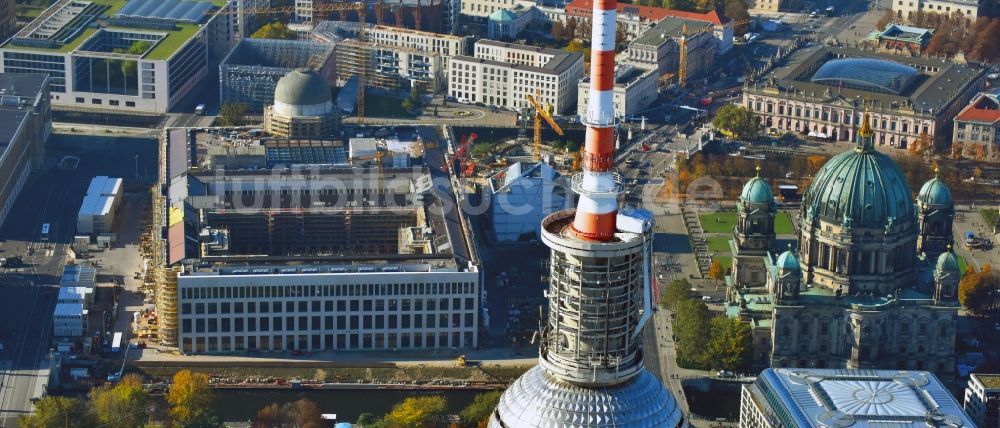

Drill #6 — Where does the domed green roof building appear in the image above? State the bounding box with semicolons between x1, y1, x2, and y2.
725;112;959;380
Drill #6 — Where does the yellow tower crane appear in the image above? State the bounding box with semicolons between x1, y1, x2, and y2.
212;2;368;123
525;92;564;163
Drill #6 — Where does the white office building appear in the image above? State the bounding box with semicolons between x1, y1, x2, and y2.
578;65;658;119
77;176;122;235
0;0;231;113
177;263;479;353
448;40;583;115
53;303;86;337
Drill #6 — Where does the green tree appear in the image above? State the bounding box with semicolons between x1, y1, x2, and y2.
382;396;447;428
673;299;712;368
550;19;566;41
908;130;933;157
356;413;378;426
459;391;502;427
550;139;566;150
251;399;323;428
708;260;726;289
960;265;999;315
563;39;590;60
661;279;692;309
705;316;753;371
251;21;297;39
218;102;248;126
401;98;415;112
19;396;92;428
712;104;761;141
89;374;148;428
565;139;581;152
166;370;214;426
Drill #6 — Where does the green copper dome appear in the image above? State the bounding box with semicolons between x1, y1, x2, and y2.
776;250;800;270
740;167;773;204
935;250;960;273
917;175;952;206
489;9;517;21
802;114;914;229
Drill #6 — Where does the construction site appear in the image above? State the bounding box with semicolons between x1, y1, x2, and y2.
219;38;336;112
135;125;481;354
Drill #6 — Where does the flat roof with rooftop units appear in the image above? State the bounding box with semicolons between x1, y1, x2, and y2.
0;0;228;113
155;126;481;354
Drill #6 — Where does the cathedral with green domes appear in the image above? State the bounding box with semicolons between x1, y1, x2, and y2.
726;112;961;380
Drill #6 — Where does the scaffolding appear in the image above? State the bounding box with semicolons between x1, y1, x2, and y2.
219;38;334;112
335;39;401;91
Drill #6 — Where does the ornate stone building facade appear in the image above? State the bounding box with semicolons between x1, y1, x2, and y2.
728;113;960;381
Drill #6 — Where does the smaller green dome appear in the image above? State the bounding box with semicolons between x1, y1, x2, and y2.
740;165;773;204
740;176;773;204
489;9;517;21
936;250;959;272
918;176;952;206
776;250;800;270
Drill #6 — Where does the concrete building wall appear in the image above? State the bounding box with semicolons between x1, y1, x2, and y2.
0;75;49;228
577;67;658;118
894;0;981;20
177;270;480;354
448;43;583;114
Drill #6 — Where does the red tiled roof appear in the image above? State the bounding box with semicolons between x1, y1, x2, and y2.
956;107;1000;123
564;0;725;25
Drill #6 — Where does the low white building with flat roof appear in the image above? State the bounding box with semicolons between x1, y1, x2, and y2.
53;303;86;337
77;176;122;235
58;286;94;308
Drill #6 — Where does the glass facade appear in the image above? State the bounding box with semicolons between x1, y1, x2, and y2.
3;52;66;92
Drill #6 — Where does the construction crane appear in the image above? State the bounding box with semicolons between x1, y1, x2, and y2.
525;92;563;163
212;2;368;123
453;133;476;177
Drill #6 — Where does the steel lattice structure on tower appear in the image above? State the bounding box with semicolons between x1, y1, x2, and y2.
488;0;686;425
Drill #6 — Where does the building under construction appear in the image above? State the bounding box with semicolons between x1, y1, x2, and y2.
310;22;448;93
219;38;335;112
148;127;480;354
301;0;458;34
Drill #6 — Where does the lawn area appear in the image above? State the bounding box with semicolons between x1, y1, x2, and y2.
700;211;795;234
699;212;737;233
712;255;732;270
365;94;416;118
707;235;731;254
983;209;999;229
775;212;794;234
958;255;969;274
141;23;199;60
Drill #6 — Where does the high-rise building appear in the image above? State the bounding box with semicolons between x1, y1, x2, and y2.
488;0;684;425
